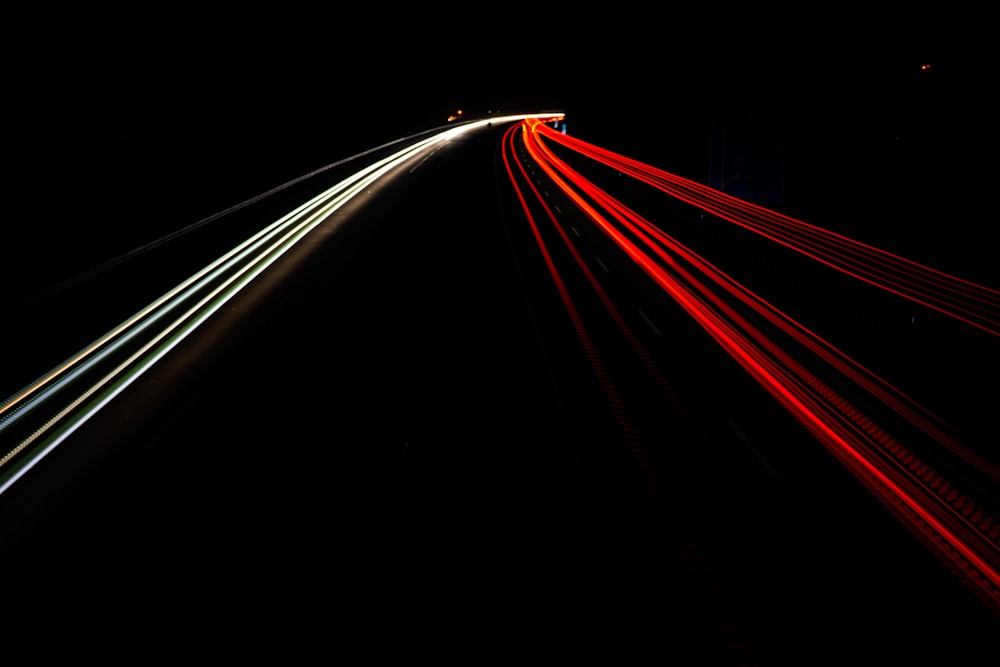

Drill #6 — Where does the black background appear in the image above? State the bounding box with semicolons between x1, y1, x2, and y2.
3;10;997;660
5;9;994;297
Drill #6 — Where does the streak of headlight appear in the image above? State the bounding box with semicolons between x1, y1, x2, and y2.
2;133;441;429
0;113;561;494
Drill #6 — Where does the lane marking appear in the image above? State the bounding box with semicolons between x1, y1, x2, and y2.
637;309;661;336
725;416;780;480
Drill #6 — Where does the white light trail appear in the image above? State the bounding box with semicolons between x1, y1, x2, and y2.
0;113;563;494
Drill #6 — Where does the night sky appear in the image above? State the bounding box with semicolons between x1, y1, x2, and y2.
6;9;991;289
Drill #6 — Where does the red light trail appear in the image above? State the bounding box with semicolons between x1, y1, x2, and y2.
535;122;1000;339
501;118;1000;615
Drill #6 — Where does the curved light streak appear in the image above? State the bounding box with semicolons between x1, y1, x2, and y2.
0;113;563;494
534;122;1000;338
507;118;1000;613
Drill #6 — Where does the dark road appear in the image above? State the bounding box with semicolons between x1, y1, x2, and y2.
1;122;632;662
2;119;997;665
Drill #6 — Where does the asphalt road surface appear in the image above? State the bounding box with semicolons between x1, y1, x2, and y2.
1;121;996;665
1;124;635;663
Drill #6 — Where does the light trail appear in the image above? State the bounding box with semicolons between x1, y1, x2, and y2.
501;120;756;662
534;122;1000;339
531;126;1000;485
506;118;1000;614
0;113;562;495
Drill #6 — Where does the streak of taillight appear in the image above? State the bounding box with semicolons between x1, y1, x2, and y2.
519;119;1000;610
500;124;633;442
506;122;757;658
529;124;1000;484
526;120;1000;479
534;123;1000;338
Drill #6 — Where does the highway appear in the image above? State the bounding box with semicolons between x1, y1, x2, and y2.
1;116;997;664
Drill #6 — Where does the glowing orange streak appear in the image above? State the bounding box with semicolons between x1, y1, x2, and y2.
519;119;1000;606
536;124;1000;337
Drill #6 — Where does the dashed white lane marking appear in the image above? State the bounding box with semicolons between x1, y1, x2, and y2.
638;309;661;336
725;416;780;480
